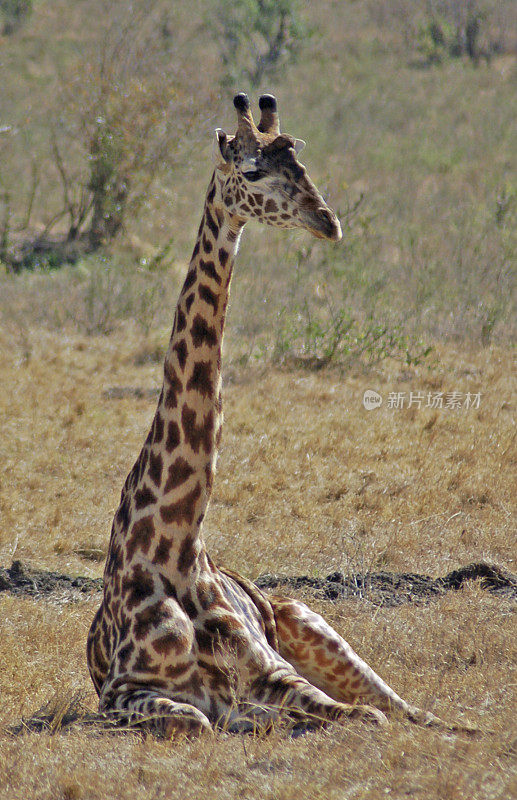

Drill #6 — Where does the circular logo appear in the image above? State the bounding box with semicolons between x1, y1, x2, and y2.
363;390;382;410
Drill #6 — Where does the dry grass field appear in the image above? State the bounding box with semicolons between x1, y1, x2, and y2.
0;330;515;799
1;1;516;798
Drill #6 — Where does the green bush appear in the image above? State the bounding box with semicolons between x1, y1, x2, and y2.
210;0;311;87
417;16;456;63
272;299;433;370
50;0;210;248
0;0;32;35
369;0;512;64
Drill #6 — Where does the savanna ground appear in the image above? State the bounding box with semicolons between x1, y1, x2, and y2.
0;1;516;798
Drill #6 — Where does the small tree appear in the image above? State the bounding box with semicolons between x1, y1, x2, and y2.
210;0;311;88
369;0;513;64
51;1;210;247
0;0;32;35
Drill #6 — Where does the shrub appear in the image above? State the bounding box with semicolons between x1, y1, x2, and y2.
271;299;433;370
0;0;32;35
210;0;311;87
49;0;210;247
369;0;515;64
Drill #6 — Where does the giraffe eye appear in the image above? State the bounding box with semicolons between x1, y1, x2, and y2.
242;170;263;182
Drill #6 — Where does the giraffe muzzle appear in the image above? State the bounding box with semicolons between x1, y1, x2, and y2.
306;206;342;242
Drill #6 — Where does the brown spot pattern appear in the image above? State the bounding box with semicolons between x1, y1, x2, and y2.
133;602;172;640
199;259;221;284
152;630;188;656
181;592;198;617
122;564;155;610
153;535;172;565
134;648;156;673
198;284;218;313
126;516;155;561
134;485;157;511
206;181;216;204
173;340;188;371
181;405;214;454
182;269;196;293
191;314;217;348
165;421;181;452
115;496;131;530
177;533;199;574
195;628;213;653
177;309;186;332
186;360;213;398
205;207;219;238
160;481;201;526
164;663;190;679
148;451;163;487
205;465;214;491
117;641;134;670
163;456;195;493
153;413;164;444
165;372;183;409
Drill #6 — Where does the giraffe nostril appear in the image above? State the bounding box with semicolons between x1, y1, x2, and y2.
316;207;342;241
318;207;333;223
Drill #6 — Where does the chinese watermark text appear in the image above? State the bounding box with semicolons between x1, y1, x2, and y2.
363;390;481;411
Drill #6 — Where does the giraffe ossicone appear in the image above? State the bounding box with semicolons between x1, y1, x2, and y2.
87;94;467;738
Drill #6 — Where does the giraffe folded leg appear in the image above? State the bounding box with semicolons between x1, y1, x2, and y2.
100;690;213;738
249;666;388;728
269;595;447;728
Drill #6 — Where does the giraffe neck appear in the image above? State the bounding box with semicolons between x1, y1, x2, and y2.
123;174;245;584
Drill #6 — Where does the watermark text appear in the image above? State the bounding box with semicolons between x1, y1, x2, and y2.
363;390;481;411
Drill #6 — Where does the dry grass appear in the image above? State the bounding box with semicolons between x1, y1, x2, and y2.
0;327;514;578
0;326;515;799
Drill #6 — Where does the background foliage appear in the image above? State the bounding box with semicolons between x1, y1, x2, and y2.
1;0;514;363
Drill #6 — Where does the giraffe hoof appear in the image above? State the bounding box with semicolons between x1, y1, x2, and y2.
404;706;480;735
340;704;389;726
161;712;213;740
225;717;265;735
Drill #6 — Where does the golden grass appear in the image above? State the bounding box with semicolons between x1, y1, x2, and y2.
0;325;515;799
0;326;513;578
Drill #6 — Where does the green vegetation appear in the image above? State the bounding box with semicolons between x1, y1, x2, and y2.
35;2;209;248
0;0;515;362
0;0;32;35
210;0;310;87
370;0;515;64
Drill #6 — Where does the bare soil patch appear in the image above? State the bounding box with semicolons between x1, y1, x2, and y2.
257;562;517;606
1;559;515;607
0;560;102;601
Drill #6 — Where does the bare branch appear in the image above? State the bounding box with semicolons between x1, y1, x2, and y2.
20;159;40;231
50;130;76;228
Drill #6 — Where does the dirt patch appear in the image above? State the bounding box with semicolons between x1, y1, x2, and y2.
0;560;103;601
1;560;515;607
256;562;517;606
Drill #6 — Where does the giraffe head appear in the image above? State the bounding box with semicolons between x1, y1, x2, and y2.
212;93;342;242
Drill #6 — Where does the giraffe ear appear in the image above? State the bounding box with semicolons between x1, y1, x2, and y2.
212;128;230;168
293;138;306;155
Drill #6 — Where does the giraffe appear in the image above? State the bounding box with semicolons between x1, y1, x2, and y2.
87;94;458;738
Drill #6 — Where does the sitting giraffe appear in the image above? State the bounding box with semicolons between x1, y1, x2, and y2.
87;94;456;737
